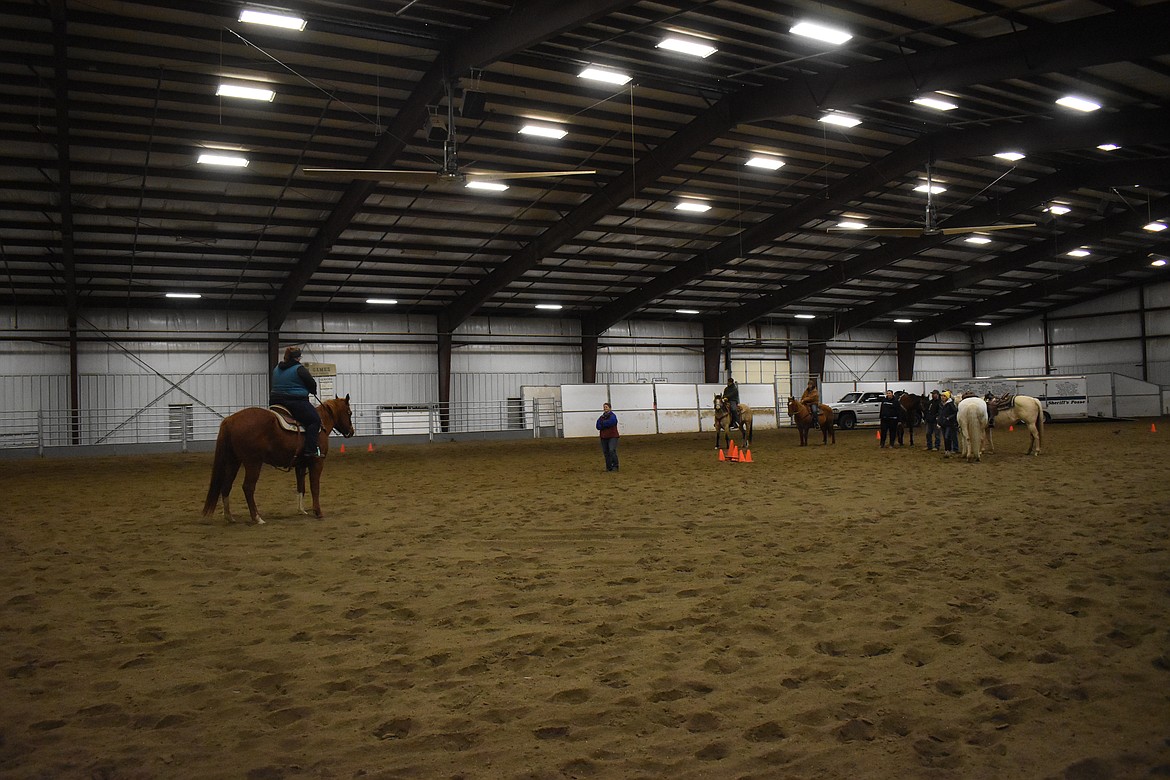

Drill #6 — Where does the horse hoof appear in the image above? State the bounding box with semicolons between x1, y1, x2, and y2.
254;516;265;525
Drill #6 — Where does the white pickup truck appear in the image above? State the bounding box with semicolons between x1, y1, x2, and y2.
828;391;887;429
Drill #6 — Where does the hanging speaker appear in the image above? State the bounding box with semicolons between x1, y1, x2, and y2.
424;114;447;142
460;89;487;119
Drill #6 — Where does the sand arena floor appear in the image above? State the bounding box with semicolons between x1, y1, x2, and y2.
2;419;1169;779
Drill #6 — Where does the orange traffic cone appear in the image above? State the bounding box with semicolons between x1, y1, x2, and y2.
729;440;739;457
1152;423;1157;433
367;442;375;453
875;430;881;440
1009;425;1014;432
339;444;346;454
742;448;753;463
718;449;726;461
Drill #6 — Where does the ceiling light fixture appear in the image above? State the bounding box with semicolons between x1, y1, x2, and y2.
166;292;202;299
994;151;1025;161
745;155;784;170
819;111;861;128
1067;248;1090;257
912;96;957;111
1144;221;1167;232
914;183;946;194
965;236;992;245
466;181;508;191
1151;258;1167;267
366;298;398;304
216;83;275;101
535;303;563;310
894;318;913;324
519;124;567;139
974;321;992;326
656;35;716;58
1097;143;1120;151
835;221;867;230
675;309;700;314
238;8;306;30
577;66;631;85
1046;204;1071;215
790;21;852;45
1056;95;1101;112
675;200;711;213
795;314;816;319
197;153;248;167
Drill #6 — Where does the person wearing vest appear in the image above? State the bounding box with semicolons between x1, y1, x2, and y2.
596;402;620;472
270;346;322;459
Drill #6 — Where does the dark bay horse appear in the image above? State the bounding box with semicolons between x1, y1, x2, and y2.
203;395;356;524
896;391;925;446
786;397;835;446
714;394;753;449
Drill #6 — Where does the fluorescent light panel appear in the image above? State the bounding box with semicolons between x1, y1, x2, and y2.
912;96;957;111
836;221;867;230
1144;221;1167;232
1047;204;1071;215
965;236;992;244
216;83;275;101
994;151;1025;161
366;298;397;304
1067;249;1090;257
790;21;852;45
1152;258;1167;267
239;9;306;30
675;309;700;314
519;124;566;139
657;35;716;58
466;181;508;191
675;200;710;212
974;321;992;326
745;155;784;170
819;111;861;127
1097;143;1120;151
197;153;248;167
795;314;816;319
577;66;631;85
894;318;913;323
166;292;201;299
535;303;562;310
914;183;946;194
1056;95;1100;112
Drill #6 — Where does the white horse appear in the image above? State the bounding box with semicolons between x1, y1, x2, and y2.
986;393;1045;456
957;396;989;463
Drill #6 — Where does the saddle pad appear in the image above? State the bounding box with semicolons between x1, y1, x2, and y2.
267;406;303;433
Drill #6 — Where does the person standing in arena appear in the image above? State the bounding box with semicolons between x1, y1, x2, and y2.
939;390;960;456
270;346;322;460
596;402;620;472
924;389;942;451
878;389;901;448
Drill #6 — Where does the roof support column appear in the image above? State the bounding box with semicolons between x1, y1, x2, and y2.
896;331;917;382
437;331;452;434
807;322;830;383
581;333;598;384
702;321;722;383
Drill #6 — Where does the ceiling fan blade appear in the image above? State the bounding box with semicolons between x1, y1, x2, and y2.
937;223;1036;235
464;169;596;181
302;168;441;183
827;227;925;237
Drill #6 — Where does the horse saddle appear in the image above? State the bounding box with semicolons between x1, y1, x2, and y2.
268;405;304;433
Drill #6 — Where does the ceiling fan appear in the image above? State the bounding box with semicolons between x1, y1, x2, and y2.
827;162;1035;237
303;80;594;186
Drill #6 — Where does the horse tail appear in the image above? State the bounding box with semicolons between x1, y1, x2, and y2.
203;420;233;517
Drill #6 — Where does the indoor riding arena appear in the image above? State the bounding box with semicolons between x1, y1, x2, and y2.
4;2;1170;779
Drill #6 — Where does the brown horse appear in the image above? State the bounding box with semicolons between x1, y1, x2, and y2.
713;394;752;449
896;391;924;446
203;395;356;524
786;397;835;446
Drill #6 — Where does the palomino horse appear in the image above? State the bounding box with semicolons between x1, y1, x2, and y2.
956;396;990;462
713;394;753;449
203;395;356;524
986;393;1045;456
786;397;835;446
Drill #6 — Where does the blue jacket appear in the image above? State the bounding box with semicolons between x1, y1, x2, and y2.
596;411;619;438
271;361;317;400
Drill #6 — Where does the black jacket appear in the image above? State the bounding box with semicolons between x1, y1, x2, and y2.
940;399;958;427
879;397;901;421
923;396;941;423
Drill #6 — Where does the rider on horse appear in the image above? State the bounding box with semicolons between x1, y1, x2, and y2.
270;346;322;460
723;377;741;429
799;377;820;429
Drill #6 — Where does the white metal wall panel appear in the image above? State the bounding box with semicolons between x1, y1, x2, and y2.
1143;280;1170;308
1112;373;1161;416
655;384;699;434
980;319;1043;349
607;384;657;435
1053;288;1138;318
977;346;1046;376
561;384;610;438
1051;313;1138;343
